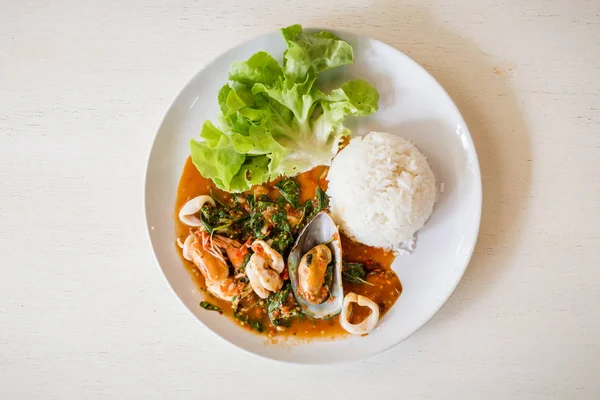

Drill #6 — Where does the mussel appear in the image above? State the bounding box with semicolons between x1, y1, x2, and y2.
288;212;344;319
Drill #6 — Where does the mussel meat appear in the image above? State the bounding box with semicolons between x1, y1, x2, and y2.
288;212;343;319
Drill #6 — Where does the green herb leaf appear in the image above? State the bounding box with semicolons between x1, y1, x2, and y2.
323;262;333;290
240;253;251;273
200;301;223;314
299;187;328;225
255;200;275;212
233;310;263;333
271;231;293;255
276;195;288;207
300;199;315;224
249;320;263;332
316;187;329;211
199;209;216;234
275;178;301;208
247;211;266;239
267;282;302;327
199;210;232;237
342;262;374;285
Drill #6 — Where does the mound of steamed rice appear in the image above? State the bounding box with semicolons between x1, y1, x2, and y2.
327;131;436;250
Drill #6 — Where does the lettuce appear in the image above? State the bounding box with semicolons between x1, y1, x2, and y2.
190;24;379;192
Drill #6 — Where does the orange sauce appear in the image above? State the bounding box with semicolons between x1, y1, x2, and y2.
175;157;402;339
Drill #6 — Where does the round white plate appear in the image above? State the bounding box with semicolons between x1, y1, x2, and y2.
145;29;482;364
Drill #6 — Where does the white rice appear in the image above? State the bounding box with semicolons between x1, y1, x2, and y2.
327;131;436;251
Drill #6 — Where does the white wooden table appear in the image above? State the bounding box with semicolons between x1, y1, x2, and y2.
2;0;599;398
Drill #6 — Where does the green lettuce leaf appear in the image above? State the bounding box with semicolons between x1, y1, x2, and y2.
229;51;282;86
190;137;245;189
229;156;271;192
281;25;353;83
189;24;379;192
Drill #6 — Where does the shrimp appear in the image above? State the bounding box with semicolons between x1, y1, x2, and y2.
246;253;283;299
297;244;332;304
212;235;249;270
207;278;247;302
178;195;215;227
250;240;284;273
182;232;246;301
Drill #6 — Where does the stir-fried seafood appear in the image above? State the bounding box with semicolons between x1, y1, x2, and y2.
179;231;247;301
340;293;380;335
245;240;284;299
179;195;215;227
213;235;249;270
177;234;195;261
297;244;332;304
175;172;399;338
250;240;284;273
246;253;283;299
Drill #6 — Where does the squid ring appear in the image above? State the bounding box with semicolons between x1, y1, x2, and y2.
340;292;380;335
178;195;215;226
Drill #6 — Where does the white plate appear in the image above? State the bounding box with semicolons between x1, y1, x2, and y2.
145;29;482;364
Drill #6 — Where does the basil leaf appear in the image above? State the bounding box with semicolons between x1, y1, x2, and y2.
200;301;223;314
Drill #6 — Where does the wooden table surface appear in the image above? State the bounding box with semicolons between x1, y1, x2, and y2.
1;0;599;398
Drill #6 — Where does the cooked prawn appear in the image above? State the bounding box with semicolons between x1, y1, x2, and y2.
182;231;246;301
212;235;249;270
